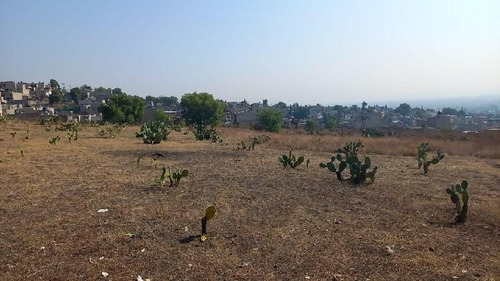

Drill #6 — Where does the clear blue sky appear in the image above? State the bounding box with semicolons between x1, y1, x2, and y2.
1;0;499;105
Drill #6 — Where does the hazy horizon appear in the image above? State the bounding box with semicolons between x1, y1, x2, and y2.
1;0;499;105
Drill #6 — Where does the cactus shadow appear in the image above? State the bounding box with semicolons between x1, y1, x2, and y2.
179;235;201;244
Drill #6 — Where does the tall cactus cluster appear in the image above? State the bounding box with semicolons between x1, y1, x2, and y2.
417;142;445;174
446;180;469;224
320;140;377;185
136;121;170;144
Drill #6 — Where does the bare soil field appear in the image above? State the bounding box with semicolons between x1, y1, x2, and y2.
1;122;499;280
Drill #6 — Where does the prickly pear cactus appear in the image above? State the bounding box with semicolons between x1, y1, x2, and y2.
155;166;169;188
169;168;189;187
278;149;305;169
320;153;348;182
417;143;445;174
320;143;377;185
446;180;469;224
201;206;216;242
335;140;364;158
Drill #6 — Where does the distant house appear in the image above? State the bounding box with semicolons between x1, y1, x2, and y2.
233;104;263;127
427;115;457;130
350;111;384;129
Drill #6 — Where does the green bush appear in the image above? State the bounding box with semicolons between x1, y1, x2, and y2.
257;108;282;132
194;125;222;142
137;121;170;144
305;120;319;135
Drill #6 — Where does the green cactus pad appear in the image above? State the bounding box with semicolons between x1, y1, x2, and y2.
205;206;216;221
461;180;468;190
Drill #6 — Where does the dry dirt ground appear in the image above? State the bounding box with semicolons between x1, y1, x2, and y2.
1;122;499;281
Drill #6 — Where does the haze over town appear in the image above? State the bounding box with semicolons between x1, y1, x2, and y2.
1;0;499;105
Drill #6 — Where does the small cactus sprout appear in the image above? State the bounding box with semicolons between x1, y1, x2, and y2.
48;136;60;145
10;132;16;138
137;156;143;167
237;141;247;150
237;135;270;151
446;180;469;224
306;158;310;169
155;166;169;188
170;169;189;187
155;166;188;187
25;129;30;140
278;149;305;169
19;145;24;157
201;206;216;242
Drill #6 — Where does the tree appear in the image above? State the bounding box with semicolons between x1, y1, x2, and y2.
158;96;178;106
145;95;157;103
305;119;319;134
323;113;337;130
442;107;459;115
95;86;108;92
113;88;123;95
291;104;308;119
69;87;81;103
98;92;145;123
154;109;172;124
50;79;60;89
276;101;287;108
332;105;347;121
257;108;283;132
49;89;63;104
180;92;224;126
394;103;411;116
263;99;268;106
457;108;466;117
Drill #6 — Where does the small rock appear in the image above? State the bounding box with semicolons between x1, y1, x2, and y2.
141;248;146;252
238;261;251;267
136;275;151;281
97;209;108;213
334;218;342;224
386;245;395;255
429;247;435;252
101;272;109;277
